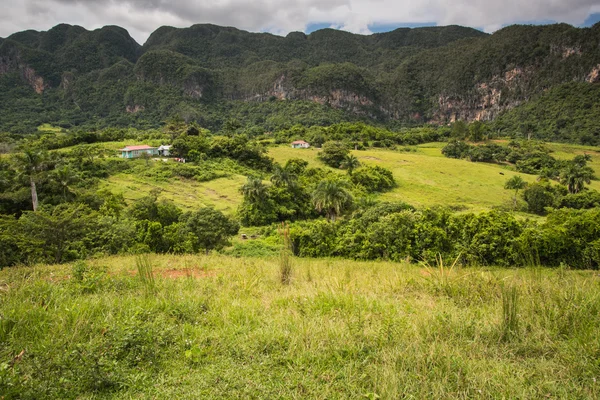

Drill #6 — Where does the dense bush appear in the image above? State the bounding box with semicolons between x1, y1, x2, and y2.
560;190;600;209
522;182;565;215
285;205;600;269
318;141;350;168
350;165;396;193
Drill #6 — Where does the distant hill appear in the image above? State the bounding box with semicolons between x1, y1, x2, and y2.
1;22;600;143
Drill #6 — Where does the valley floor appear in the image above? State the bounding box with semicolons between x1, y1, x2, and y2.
87;140;600;214
1;254;599;398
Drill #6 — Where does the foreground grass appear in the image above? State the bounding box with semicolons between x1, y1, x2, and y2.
1;255;599;399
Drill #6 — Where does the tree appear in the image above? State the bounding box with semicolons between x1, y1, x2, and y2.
14;149;47;211
318;141;350;168
351;165;395;193
19;204;95;263
0;215;24;267
340;154;360;175
140;151;152;166
312;179;353;222
504;175;527;209
0;169;10;192
284;158;309;175
560;156;594;194
523;183;557;215
164;115;187;141
270;164;297;188
71;145;103;164
52;164;78;201
179;208;239;254
240;176;268;203
129;192;181;227
223;119;242;136
450;121;468;140
468;121;486;142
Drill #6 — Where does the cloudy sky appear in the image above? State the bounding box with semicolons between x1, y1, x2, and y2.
1;0;600;44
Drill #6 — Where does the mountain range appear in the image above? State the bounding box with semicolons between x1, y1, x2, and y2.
1;22;599;142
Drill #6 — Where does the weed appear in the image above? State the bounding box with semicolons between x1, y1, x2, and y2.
71;260;88;281
278;222;293;285
421;253;468;296
136;255;155;294
501;284;520;341
70;261;107;293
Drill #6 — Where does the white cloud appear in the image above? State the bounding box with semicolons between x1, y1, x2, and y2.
0;0;598;44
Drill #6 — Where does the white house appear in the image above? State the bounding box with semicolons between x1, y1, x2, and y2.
158;145;172;156
291;140;310;149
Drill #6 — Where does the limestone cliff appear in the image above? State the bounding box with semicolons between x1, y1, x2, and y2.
0;53;48;94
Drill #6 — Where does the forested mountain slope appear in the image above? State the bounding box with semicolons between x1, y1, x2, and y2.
1;22;599;142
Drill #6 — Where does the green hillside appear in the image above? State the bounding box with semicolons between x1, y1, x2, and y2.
1;22;600;142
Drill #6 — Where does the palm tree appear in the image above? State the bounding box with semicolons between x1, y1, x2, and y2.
270;165;297;188
312;179;353;222
340;154;360;175
560;163;594;194
241;176;268;203
504;175;526;209
14;149;46;211
53;164;78;201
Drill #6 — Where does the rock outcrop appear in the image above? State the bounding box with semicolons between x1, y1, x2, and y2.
0;54;48;94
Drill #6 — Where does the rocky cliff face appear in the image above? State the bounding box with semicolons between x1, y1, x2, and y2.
238;74;382;118
2;21;600;130
431;67;531;124
586;64;600;83
0;54;48;94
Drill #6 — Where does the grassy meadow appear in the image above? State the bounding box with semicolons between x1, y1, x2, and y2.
270;143;600;211
1;254;599;398
84;140;600;214
101;173;246;213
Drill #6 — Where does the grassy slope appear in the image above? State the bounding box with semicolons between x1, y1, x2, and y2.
93;141;600;213
100;173;245;213
270;143;600;211
1;254;598;398
90;141;247;212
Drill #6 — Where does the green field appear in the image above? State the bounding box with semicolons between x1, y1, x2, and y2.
100;173;246;213
270;143;600;211
1;254;598;398
90;141;600;213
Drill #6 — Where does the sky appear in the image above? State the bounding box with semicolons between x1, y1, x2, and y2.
1;0;600;44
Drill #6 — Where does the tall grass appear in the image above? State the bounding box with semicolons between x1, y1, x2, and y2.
0;254;599;398
278;222;293;285
501;284;520;341
136;254;155;293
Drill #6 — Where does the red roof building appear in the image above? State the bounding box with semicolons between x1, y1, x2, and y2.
291;140;310;148
119;145;158;158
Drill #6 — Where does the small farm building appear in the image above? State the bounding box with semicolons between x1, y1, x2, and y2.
158;145;172;156
291;140;310;149
119;145;158;159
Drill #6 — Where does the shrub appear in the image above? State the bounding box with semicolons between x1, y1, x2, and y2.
351;165;395;193
522;182;560;215
318;141;350;168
